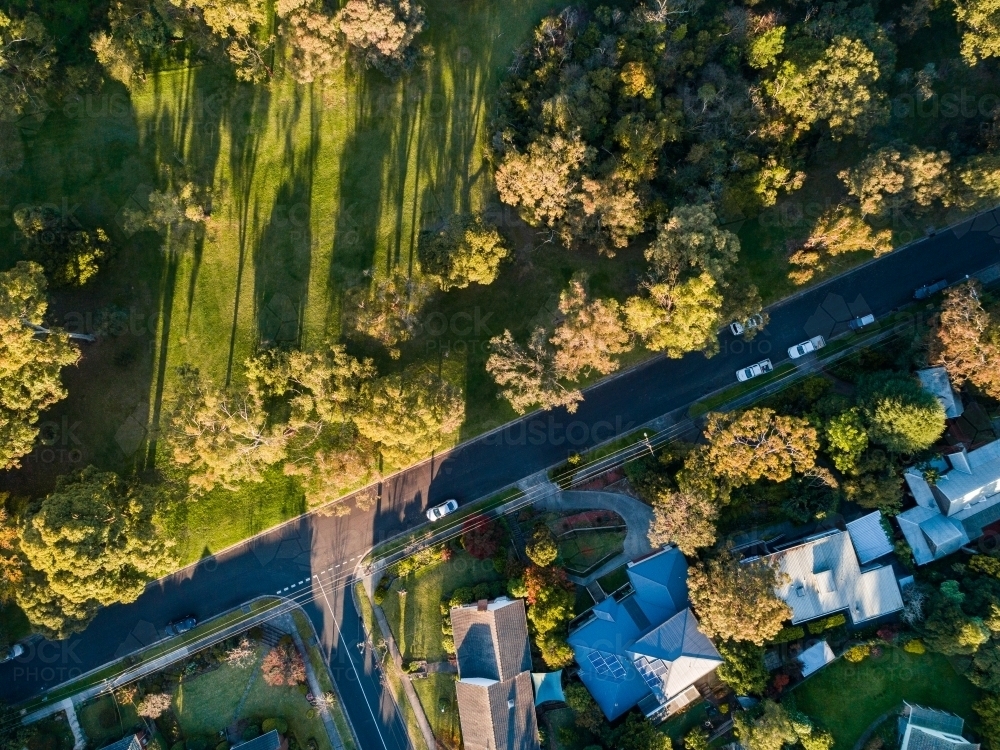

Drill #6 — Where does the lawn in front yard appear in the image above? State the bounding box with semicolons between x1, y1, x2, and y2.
167;641;331;750
558;530;626;576
380;551;503;663
412;674;461;750
792;647;982;748
78;694;141;748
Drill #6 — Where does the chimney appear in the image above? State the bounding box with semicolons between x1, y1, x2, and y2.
949;448;972;474
477;599;489;611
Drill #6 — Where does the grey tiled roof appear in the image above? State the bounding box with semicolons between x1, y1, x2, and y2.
101;736;142;750
452;598;539;750
235;731;283;750
910;707;966;735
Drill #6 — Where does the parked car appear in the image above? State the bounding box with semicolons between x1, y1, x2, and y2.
164;616;197;636
0;643;24;663
788;335;826;359
849;313;876;331
426;498;459;522
736;358;773;382
729;313;764;337
914;279;948;299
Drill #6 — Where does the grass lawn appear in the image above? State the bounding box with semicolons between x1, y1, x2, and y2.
793;648;982;748
380;551;501;663
171;643;332;750
558;530;626;576
354;583;429;750
23;717;75;750
78;694;141;748
412;674;461;750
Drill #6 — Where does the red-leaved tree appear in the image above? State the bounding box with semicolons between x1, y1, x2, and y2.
261;640;306;687
461;515;505;560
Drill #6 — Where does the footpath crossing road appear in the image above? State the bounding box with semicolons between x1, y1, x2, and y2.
3;210;1000;750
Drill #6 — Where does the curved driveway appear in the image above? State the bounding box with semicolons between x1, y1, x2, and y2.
3;210;1000;749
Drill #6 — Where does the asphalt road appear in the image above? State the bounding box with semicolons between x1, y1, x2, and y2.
3;209;1000;748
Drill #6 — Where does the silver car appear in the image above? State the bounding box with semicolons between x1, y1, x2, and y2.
788;335;826;359
426;499;459;522
736;359;773;382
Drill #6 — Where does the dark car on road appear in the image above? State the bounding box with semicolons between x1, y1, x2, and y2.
914;279;948;299
164;616;197;636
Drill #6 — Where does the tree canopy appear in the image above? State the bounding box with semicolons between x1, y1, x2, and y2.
703;408;819;487
859;371;946;453
16;467;174;638
0;261;79;471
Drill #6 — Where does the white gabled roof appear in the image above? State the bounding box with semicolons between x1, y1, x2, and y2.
846;511;895;564
767;530;903;625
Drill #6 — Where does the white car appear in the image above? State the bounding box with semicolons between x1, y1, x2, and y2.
730;314;764;337
736;358;773;382
426;499;459;522
788;335;826;359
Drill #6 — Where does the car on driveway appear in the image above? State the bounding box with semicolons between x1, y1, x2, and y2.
736;358;773;382
788;335;826;359
426;498;459;522
914;279;948;299
729;314;764;337
849;314;875;331
164;616;197;636
0;643;24;663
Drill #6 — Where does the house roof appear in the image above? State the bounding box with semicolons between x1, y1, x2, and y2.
846;511;894;564
451;598;540;750
452;598;531;682
569;548;719;721
456;671;540;750
101;737;142;750
797;640;835;677
235;731;283;750
917;367;964;419
932;441;1000;509
897;506;970;565
768;530;903;624
901;706;979;750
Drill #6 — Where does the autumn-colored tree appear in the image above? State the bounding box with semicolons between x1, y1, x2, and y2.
550;274;630;381
624;274;724;358
644;205;740;285
261;640;306;686
120;183;211;254
418;214;509;290
688;552;790;645
16;467;174;638
0;10;55;116
342;274;434;358
957;154;1000;210
353;366;463;463
495;134;592;229
839;143;951;217
486;329;583;414
932;280;1000;399
0;261;80;471
336;0;425;77
770;36;887;139
0;508;22;602
702;408;819;487
525;525;558;567
137;693;172;719
174;0;273;82
789;205;893;285
648;488;718;555
461;516;504;560
955;0;1000;64
277;1;343;83
164;366;288;493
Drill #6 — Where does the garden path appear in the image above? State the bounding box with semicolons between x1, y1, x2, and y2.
536;490;653;585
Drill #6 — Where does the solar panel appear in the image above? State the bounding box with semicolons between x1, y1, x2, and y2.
588;651;609;674
608;655;626;679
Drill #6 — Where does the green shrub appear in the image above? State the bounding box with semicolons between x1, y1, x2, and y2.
241;726;261;742
770;626;805;644
903;639;926;654
472;583;492;600
807;613;847;634
449;587;474;607
171;742;186;750
262;718;288;735
215;743;230;750
373;578;390;606
844;644;871;663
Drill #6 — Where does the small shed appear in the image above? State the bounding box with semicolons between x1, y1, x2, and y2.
797;641;835;678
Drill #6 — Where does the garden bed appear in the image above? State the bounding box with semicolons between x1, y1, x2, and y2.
557;529;626;577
